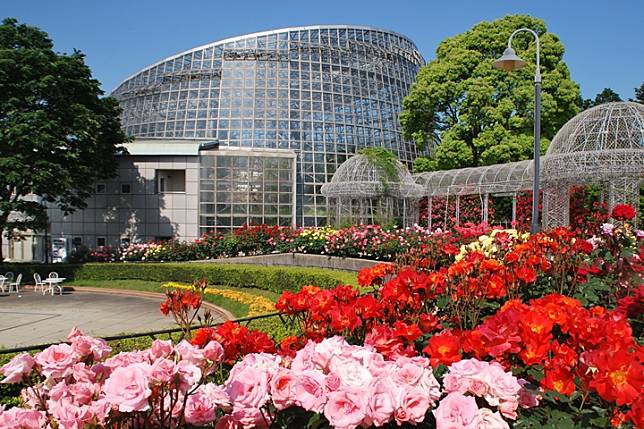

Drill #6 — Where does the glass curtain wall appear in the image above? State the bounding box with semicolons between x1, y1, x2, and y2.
112;25;424;226
199;151;295;234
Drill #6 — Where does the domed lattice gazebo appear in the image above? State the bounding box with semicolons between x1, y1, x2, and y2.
321;154;424;226
541;102;644;227
413;102;644;229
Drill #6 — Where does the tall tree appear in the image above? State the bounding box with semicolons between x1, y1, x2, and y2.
632;82;644;104
582;87;622;108
0;18;128;259
400;15;580;172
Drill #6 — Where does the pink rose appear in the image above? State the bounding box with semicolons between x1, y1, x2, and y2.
443;373;470;393
230;407;269;428
149;358;178;384
49;398;95;429
175;340;206;366
433;392;479;429
199;383;231;410
103;351;147;370
177;361;202;391
1;353;35;383
312;336;346;370
67;326;84;340
103;363;152;412
324;387;367;429
394;385;430;425
365;378;397;427
0;408;46;429
88;399;111;425
70;382;99;405
70;335;111;361
184;390;218;426
477;408;510;429
392;361;423;386
270;368;297;410
418;368;441;403
295;370;327;413
518;379;540;408
325;372;341;392
203;340;224;363
498;399;519;420
70;363;97;383
330;358;372;388
225;364;270;409
148;339;174;360
49;381;72;401
36;344;78;379
448;359;489;378
290;341;316;372
487;367;521;402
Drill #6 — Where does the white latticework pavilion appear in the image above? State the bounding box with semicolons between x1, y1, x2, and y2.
321;154;424;226
541;102;644;227
413;102;644;229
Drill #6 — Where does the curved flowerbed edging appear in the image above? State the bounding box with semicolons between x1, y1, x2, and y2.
69;286;234;321
194;253;380;272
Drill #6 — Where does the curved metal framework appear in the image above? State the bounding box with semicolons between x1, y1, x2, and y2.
412;102;644;228
321;154;423;226
110;25;424;228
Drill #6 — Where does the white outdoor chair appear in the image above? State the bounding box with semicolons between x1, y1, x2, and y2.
4;272;14;282
34;273;45;293
48;272;59;279
0;277;6;293
8;274;22;294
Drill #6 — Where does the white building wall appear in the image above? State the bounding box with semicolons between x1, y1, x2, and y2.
48;155;200;248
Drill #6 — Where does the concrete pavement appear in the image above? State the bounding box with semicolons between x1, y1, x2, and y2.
0;289;229;349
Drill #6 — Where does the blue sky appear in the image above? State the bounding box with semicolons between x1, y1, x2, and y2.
3;0;643;99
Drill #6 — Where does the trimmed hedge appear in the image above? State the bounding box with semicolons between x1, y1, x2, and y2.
0;263;81;281
0;263;356;293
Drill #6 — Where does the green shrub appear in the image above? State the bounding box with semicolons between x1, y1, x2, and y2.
0;263;81;282
73;263;354;293
0;262;355;291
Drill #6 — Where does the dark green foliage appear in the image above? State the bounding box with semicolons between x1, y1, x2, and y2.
0;18;128;258
581;87;622;109
631;82;644;104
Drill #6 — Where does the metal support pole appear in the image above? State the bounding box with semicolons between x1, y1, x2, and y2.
455;196;460;226
532;79;541;234
512;193;517;224
483;193;489;224
428;196;433;230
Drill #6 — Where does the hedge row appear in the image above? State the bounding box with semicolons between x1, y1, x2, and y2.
0;263;356;293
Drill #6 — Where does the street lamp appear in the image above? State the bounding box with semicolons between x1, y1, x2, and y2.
493;28;541;234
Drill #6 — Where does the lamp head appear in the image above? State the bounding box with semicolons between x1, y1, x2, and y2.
492;47;526;71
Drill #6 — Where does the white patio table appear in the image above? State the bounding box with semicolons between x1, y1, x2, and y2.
42;277;66;296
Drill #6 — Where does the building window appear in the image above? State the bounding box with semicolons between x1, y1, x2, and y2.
95;183;106;194
121;183;131;194
96;237;106;247
73;237;82;247
155;170;186;193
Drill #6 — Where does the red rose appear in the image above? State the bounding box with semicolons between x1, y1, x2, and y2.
611;204;636;221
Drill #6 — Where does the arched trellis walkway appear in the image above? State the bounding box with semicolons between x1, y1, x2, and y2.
413;102;644;229
321;154;424;227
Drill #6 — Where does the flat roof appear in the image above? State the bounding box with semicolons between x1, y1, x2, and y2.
122;139;204;156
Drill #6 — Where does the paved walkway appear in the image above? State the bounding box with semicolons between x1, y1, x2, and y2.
0;289;229;349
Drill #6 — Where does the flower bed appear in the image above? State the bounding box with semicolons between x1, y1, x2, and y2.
77;222;493;264
2;205;642;428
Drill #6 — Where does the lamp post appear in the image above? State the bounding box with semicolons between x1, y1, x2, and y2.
493;28;541;234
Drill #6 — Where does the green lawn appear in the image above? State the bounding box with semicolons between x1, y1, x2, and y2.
66;279;280;319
